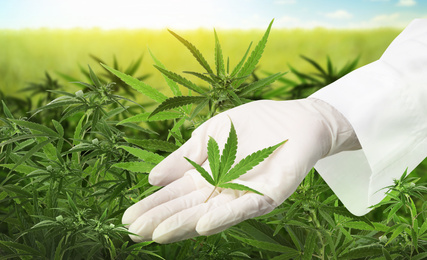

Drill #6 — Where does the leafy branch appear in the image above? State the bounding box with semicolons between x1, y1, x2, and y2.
103;19;285;128
150;19;285;119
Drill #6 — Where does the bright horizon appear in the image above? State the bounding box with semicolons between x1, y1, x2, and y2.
1;0;426;30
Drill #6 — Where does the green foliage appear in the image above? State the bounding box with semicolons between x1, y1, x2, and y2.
228;169;427;259
57;53;150;99
0;68;166;259
288;55;359;98
20;71;63;106
258;55;359;100
185;121;287;202
101;20;286;147
115;19;285;122
0;21;426;260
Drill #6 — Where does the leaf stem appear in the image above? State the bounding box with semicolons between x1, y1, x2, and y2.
205;187;217;203
208;102;218;119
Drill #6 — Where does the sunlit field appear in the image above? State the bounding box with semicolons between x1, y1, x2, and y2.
0;27;400;97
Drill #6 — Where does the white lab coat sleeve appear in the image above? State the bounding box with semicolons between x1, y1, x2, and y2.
310;19;427;216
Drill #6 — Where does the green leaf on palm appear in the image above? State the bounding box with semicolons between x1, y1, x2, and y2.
185;120;287;202
218;182;263;195
222;140;287;183
207;136;221;181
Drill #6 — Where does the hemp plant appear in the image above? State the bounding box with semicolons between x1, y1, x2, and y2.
149;19;286;119
185;121;287;202
57;53;149;99
102;19;286;133
262;55;359;100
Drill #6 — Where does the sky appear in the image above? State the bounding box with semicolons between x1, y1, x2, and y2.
0;0;426;30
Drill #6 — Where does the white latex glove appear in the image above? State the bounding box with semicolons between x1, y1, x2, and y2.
122;98;361;244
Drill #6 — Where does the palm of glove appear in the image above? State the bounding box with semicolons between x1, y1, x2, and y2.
123;99;357;243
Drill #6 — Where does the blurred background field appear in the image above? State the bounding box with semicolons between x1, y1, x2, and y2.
0;27;401;98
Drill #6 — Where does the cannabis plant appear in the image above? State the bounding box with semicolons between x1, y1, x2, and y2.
0;89;31;118
186;121;286;202
259;55;359;100
0;69;169;259
20;72;63;105
103;19;285;128
225;169;427;259
57;53;150;99
1;20;426;260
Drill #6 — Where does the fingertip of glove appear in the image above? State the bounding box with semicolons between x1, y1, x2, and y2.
195;219;210;236
152;228;170;244
122;203;139;226
152;225;187;244
148;162;186;186
148;170;160;186
148;166;171;186
127;216;159;242
129;234;145;243
121;211;132;226
196;216;225;237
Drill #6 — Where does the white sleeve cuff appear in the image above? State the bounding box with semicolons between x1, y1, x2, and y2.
310;19;427;215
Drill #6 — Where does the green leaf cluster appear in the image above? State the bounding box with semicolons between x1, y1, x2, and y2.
257;55;359;100
185;121;286;202
227;169;427;259
103;19;285;129
150;19;286;119
57;53;150;99
0;69;170;259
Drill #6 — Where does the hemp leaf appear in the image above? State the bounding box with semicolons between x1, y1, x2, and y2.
185;121;287;202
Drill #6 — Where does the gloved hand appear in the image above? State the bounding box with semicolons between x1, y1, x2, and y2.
122;98;361;244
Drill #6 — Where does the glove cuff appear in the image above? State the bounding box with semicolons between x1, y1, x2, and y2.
308;98;361;157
